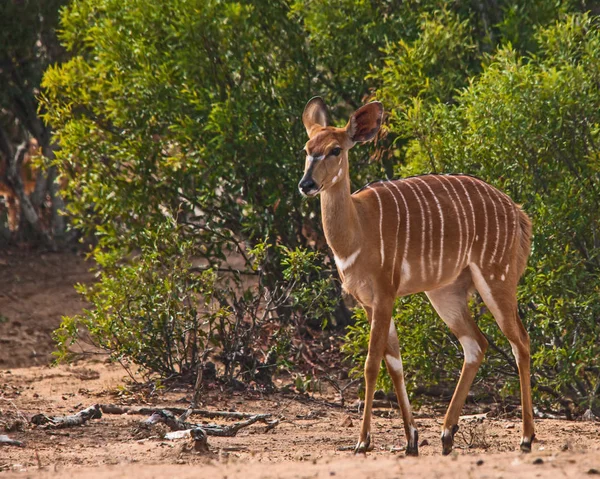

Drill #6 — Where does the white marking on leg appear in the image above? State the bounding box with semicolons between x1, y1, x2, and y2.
506;264;510;273
415;177;445;282
385;354;403;374
404;181;427;282
367;185;385;267
334;248;361;272
381;182;401;285
490;274;495;280
388;320;396;335
509;341;521;364
434;175;464;275
459;336;483;364
501;274;506;281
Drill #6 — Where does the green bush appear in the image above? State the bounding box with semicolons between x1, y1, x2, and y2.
41;0;600;412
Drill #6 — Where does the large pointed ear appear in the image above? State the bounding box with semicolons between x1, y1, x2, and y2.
302;97;328;137
346;102;384;142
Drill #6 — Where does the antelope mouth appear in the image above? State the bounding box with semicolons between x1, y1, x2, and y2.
298;184;322;197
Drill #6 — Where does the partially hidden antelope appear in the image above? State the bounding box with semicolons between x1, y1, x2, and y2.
298;97;534;456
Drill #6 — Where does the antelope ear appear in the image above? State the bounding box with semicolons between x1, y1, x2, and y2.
302;97;328;137
346;102;384;142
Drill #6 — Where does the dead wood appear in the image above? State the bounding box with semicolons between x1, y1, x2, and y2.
0;435;24;447
100;404;265;420
31;404;102;429
142;409;278;437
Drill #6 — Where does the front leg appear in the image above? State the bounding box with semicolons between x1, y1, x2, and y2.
355;299;394;454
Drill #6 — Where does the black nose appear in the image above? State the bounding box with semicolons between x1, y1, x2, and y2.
299;178;317;194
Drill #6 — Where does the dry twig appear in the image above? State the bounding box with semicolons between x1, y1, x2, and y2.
31;404;102;429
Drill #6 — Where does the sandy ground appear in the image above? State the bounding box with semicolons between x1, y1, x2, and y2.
1;250;599;478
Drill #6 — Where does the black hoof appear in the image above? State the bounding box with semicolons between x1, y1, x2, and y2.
354;433;371;454
520;433;536;453
441;425;459;456
406;428;419;456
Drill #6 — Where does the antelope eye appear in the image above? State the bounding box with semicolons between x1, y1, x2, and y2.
330;147;341;157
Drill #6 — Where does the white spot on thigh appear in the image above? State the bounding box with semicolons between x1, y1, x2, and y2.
490;274;495;280
505;264;510;273
385;354;403;374
401;258;411;282
459;336;483;364
501;274;506;281
334;249;361;272
476;235;479;241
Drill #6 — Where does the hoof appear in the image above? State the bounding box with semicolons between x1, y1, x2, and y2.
441;425;459;456
520;434;536;453
405;428;419;456
354;433;371;454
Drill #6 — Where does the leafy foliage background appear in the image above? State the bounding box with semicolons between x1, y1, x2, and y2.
33;0;600;413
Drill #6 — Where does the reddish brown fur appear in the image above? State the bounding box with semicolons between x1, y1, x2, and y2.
299;98;534;456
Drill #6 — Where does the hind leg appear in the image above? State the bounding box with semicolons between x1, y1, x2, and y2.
470;263;535;451
426;269;488;455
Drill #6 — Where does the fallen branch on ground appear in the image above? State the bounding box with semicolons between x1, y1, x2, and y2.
99;404;263;420
31;404;102;429
0;435;24;447
143;409;278;437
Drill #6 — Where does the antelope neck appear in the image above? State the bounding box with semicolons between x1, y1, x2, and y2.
320;166;361;260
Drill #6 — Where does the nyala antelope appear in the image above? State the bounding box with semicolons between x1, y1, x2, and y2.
298;98;534;456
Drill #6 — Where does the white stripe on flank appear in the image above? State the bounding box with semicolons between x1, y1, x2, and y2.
479;180;500;265
509;204;518;252
468;178;489;265
367;185;385;267
403;181;427;282
415;177;445;282
381;182;401;285
443;176;469;272
334;248;361;272
433;175;464;275
489;185;509;264
455;177;477;263
389;182;411;266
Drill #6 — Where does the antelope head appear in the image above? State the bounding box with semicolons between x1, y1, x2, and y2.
298;97;384;197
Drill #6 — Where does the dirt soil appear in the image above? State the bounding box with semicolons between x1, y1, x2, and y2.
1;250;600;478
